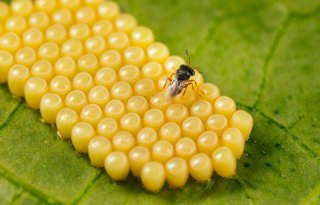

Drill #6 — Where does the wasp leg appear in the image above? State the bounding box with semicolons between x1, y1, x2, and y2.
180;82;194;107
180;86;188;109
161;73;175;92
187;80;205;97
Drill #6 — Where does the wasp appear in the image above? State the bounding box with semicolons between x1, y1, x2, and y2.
164;50;200;100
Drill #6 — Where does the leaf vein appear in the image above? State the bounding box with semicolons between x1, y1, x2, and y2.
235;179;255;205
71;171;104;205
234;100;319;158
0;102;23;131
9;190;23;205
0;165;64;205
254;13;292;108
299;182;320;205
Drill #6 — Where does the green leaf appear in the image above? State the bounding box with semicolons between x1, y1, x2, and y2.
0;0;320;204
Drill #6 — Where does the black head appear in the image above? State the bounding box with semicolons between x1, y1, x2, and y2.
176;64;195;81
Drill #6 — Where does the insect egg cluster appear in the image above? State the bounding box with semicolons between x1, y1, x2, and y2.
0;0;253;192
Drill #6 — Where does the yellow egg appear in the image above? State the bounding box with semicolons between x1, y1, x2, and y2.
143;108;166;131
100;50;122;70
221;128;245;159
104;99;126;121
49;75;72;98
23;28;44;49
156;75;171;90
24;77;48;109
38;42;60;63
65;89;88;113
126;95;149;117
28;11;49;31
0;2;10;22
52;8;73;27
175;137;197;161
150;92;171;111
45;24;67;45
152;140;174;163
123;46;146;68
95;67;118;89
189;153;213;182
155;75;171;90
134;79;157;100
165;104;189;125
230;110;253;140
31;60;54;83
190;100;213;122
0;32;20;53
128;146;151;176
69;23;91;42
0;25;3;36
112;131;136;154
214;96;236;119
56;108;79;139
85;0;103;7
107;31;130;52
88;136;112;167
165;157;188;188
61;39;84;59
8;64;30;97
59;0;81;11
114;13;137;33
77;53;99;75
111;81;133;102
136;127;158;149
173;88;197;108
92;19;114;38
131;26;154;49
71;122;96;153
142;62;163;81
120;112;142;135
85;36;106;56
80;104;103;128
88;85;111;108
182;116;205;141
11;0;33;17
72;72;94;93
198;83;220;103
164;56;185;74
190;70;204;86
97;117;119;140
97;1;120;20
54;57;77;79
15;47;37;68
159;122;181;144
0;51;14;83
5;15;27;35
35;0;57;13
211;146;236;178
40;93;64;124
206;114;228;137
141;161;165;192
147;42;169;63
105;151;130;181
197;131;220;155
75;6;96;25
119;65;141;85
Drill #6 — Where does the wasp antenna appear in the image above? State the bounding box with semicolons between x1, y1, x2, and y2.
185;49;191;65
